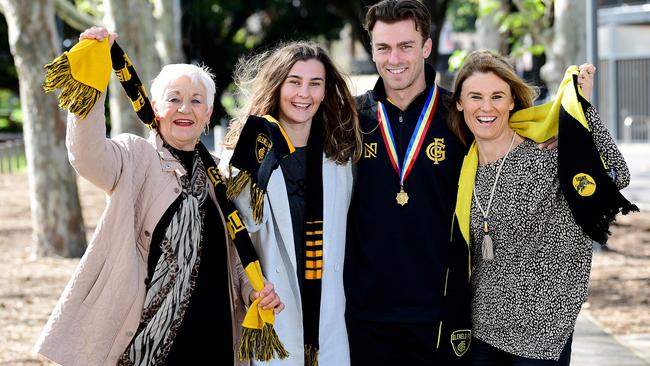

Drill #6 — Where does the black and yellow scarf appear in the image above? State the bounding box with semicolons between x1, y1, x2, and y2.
227;115;325;366
455;66;638;247
43;39;288;361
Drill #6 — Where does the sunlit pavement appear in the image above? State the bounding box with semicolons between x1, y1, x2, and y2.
573;312;649;365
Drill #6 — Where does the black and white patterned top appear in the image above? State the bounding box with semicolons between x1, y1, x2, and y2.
470;107;630;360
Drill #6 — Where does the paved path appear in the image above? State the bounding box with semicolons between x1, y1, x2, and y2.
573;312;649;365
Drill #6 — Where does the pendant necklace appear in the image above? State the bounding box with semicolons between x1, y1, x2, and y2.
473;132;517;260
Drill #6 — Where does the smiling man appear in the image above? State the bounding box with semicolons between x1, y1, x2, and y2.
344;0;472;364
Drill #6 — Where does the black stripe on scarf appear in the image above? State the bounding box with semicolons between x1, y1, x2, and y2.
301;125;324;366
110;43;157;128
557;75;639;244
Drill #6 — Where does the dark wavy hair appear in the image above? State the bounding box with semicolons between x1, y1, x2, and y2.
225;41;362;164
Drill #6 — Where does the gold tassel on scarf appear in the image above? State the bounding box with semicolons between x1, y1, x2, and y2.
304;344;319;366
43;39;112;118
226;167;251;199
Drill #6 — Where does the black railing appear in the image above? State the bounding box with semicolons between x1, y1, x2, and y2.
0;138;25;173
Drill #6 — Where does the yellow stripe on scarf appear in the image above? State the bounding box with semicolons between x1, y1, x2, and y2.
242;260;276;329
262;114;296;154
239;260;288;361
455;66;584;244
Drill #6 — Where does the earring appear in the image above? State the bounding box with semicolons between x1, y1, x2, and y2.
203;123;210;136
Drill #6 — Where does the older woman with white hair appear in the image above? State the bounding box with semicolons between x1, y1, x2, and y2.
35;27;283;366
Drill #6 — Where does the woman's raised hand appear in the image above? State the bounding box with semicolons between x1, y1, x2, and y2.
79;26;118;47
578;63;596;102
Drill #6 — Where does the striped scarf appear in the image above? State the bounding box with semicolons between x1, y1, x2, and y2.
300;125;324;366
119;150;207;365
227;115;324;365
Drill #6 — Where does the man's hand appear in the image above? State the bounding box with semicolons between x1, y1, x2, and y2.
538;136;558;150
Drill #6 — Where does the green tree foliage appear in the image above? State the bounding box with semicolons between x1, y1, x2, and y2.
448;0;551;73
447;0;478;32
0;14;19;132
480;0;550;57
0;14;17;91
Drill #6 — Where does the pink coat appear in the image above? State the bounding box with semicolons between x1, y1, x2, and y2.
34;94;253;365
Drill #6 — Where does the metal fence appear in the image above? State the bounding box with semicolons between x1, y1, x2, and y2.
0;139;25;173
599;57;650;142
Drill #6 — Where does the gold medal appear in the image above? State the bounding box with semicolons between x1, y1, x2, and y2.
377;85;439;210
396;186;409;206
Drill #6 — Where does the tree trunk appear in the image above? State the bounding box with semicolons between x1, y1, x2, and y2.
104;0;159;137
541;0;586;94
152;0;184;65
425;0;451;67
0;0;86;257
476;0;510;55
53;0;97;31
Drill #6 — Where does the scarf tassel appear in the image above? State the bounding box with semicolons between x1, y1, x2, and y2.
238;323;289;361
225;167;265;224
590;203;639;244
304;344;319;366
43;54;101;118
250;183;265;224
226;165;251;199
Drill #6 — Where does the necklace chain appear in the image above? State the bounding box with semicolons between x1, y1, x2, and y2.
473;133;518;228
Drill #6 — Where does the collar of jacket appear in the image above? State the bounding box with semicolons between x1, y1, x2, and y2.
147;130;187;176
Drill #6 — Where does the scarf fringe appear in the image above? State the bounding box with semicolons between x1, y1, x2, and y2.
591;203;640;244
250;182;265;224
226;165;251;199
43;53;100;118
224;166;265;224
304;344;319;366
226;165;265;224
238;323;289;361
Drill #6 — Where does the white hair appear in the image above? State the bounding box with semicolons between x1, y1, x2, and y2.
150;64;216;107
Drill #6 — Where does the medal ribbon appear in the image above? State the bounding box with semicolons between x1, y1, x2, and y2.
377;84;439;186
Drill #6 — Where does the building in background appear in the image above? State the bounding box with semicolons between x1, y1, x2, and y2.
597;1;650;142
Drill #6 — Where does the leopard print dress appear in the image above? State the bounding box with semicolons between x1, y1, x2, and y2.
470;107;630;360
